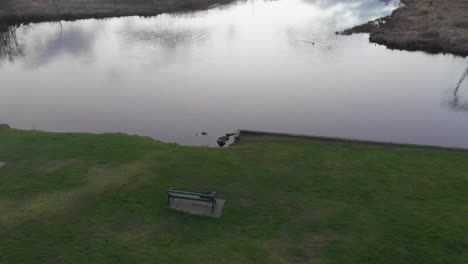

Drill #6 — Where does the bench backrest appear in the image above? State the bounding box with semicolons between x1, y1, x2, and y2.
168;189;216;200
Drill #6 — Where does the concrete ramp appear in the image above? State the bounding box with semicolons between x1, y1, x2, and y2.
169;199;225;218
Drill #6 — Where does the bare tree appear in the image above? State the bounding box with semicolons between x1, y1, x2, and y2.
448;64;468;111
0;25;23;62
50;0;63;39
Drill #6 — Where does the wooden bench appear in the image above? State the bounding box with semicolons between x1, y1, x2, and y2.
168;188;217;211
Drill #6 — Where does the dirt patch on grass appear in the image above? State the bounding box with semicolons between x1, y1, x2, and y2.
265;233;326;264
262;207;331;264
38;159;81;173
342;0;468;56
0;159;151;228
97;216;154;243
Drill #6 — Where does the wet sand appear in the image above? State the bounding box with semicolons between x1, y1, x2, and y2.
0;0;236;25
343;0;468;56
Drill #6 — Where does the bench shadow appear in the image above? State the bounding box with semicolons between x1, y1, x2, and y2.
169;198;225;218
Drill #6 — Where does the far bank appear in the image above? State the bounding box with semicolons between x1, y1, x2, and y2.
342;0;468;56
0;0;236;26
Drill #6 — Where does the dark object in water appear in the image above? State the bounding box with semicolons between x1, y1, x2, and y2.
217;132;237;147
217;136;230;147
217;140;226;147
201;131;208;135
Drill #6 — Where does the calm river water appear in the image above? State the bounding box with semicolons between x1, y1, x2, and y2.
1;0;467;147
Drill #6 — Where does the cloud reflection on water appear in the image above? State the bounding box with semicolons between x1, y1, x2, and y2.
1;0;467;148
0;0;400;66
447;63;468;112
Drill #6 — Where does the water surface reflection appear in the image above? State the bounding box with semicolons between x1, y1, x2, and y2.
1;0;467;148
448;65;468;112
0;25;22;63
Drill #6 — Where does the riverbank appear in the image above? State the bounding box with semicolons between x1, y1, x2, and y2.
0;126;466;263
342;0;468;56
0;0;236;26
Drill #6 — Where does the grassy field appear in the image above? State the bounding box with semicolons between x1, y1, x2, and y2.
0;127;467;264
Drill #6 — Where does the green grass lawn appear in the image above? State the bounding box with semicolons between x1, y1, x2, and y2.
0;127;467;264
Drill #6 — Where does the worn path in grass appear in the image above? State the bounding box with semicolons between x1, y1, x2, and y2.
0;127;467;263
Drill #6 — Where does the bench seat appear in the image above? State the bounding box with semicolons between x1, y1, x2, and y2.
168;188;217;211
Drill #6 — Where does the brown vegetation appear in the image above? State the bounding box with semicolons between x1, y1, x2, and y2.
0;0;236;26
343;0;468;56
